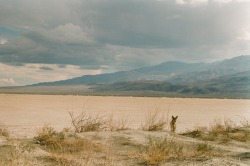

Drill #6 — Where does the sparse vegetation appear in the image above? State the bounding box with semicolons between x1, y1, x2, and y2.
32;125;114;165
0;139;35;166
141;110;167;131
182;128;204;138
182;118;250;143
69;111;131;132
138;137;170;165
34;125;65;151
38;154;76;166
239;117;250;127
69;111;108;132
107;114;129;131
195;142;214;156
34;125;104;154
209;118;236;133
138;136;220;165
0;124;9;137
1;110;249;166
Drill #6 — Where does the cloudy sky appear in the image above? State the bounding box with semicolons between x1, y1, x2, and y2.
0;0;250;86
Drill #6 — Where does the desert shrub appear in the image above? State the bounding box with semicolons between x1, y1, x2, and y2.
181;129;204;138
34;125;65;151
39;153;76;166
69;111;130;132
138;137;185;165
195;142;214;156
209;119;226;134
223;119;237;132
0;124;9;137
34;125;104;154
0;144;25;166
138;137;221;165
59;137;103;154
207;118;250;142
69;112;108;132
239;118;250;127
138;137;171;165
209;119;237;134
141;110;167;131
182;118;250;143
107;114;129;131
0;139;35;166
229;132;249;142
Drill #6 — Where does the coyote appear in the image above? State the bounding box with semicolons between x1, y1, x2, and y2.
170;116;178;132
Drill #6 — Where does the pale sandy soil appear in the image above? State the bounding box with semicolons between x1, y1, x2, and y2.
0;94;250;137
0;94;250;165
0;129;250;166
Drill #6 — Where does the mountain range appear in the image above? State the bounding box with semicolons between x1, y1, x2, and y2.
1;55;250;98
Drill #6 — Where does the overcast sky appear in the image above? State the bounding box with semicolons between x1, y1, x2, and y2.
0;0;250;86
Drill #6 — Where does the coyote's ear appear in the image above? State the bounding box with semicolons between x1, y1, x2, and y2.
175;116;178;119
172;116;174;119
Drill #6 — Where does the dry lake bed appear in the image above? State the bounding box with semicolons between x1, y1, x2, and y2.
0;94;250;137
1;94;250;166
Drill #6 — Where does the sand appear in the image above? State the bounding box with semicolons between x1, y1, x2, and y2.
0;94;249;137
0;94;250;165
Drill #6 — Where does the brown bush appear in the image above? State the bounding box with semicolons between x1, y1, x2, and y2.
141;110;167;131
69;111;107;132
0;123;9;137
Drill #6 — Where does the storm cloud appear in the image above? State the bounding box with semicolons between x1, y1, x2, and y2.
0;0;249;85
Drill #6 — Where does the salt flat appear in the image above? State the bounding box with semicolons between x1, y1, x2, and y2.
0;94;250;137
1;94;250;165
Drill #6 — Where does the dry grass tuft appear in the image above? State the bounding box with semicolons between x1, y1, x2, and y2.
182;128;204;138
0;124;9;137
141;110;167;131
39;153;77;166
0;139;35;166
34;125;64;151
107;114;129;131
229;132;248;142
240;118;250;127
34;125;108;165
138;137;171;165
209;119;236;134
195;142;214;156
205;119;250;142
138;136;220;165
34;125;104;154
182;118;250;143
0;144;24;166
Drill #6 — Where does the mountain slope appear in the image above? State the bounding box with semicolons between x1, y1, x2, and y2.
169;55;250;84
92;70;250;98
11;55;248;98
93;80;186;92
33;55;250;86
33;61;205;86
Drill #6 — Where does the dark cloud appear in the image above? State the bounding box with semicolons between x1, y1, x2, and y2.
0;0;249;71
90;0;249;48
3;62;25;67
39;66;54;71
57;64;67;68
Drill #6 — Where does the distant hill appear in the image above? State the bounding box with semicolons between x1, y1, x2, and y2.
33;55;250;86
1;55;250;98
91;70;250;98
32;61;205;86
169;55;250;84
93;80;186;92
